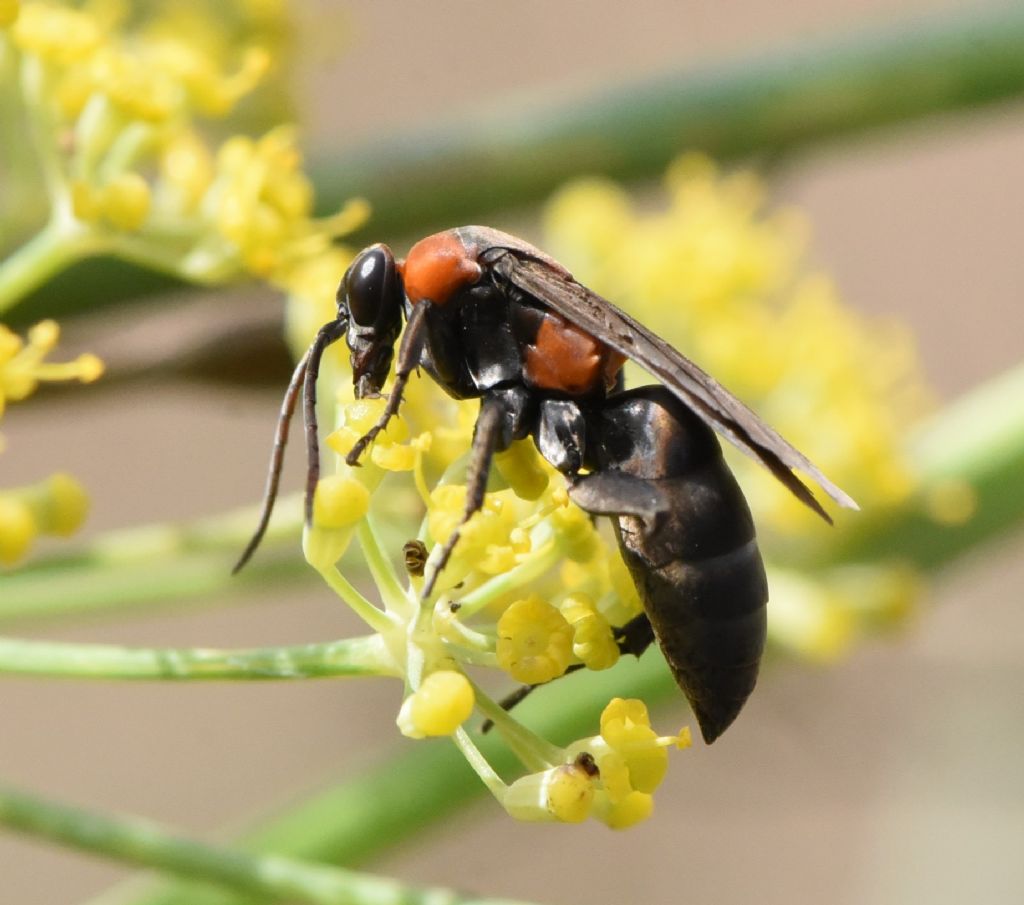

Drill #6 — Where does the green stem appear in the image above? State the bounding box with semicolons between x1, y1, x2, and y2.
319;2;1024;238
0;498;310;625
116;660;672;905
12;3;1024;322
0;634;396;680
0;784;533;905
358;518;410;615
0;220;97;315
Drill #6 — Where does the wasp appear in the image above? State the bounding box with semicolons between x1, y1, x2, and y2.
236;226;858;743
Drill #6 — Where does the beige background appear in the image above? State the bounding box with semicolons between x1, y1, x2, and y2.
3;1;1024;902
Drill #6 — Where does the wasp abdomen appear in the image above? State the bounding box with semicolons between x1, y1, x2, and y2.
581;386;769;744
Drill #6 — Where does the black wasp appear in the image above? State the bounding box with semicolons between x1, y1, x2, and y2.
236;226;858;744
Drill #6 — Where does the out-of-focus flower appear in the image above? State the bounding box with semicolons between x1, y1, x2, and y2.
0;319;102;415
543;154;934;660
0;320;102;565
0;2;357;567
288;155;934;826
2;1;365;302
543;155;929;535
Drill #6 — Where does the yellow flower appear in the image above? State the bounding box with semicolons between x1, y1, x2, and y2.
0;0;20;28
496;595;574;684
90;45;183;121
595;790;655;830
597;698;669;794
0;473;90;566
493;440;550;501
312;474;370;531
559;593;619;670
397;670;475;738
11;2;102;65
503;759;597;823
426;485;530;586
0;495;35;565
0;320;103;414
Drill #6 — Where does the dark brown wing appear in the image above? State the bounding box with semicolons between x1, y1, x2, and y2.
491;252;859;523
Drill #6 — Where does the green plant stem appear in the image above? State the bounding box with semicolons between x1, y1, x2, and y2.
0;498;310;624
107;659;673;905
115;359;1024;905
10;2;1024;323
0;634;396;680
0;785;534;905
0;489;423;626
318;2;1024;239
0;220;96;315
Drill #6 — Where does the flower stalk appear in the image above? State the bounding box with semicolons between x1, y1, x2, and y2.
0;784;535;905
0;634;395;680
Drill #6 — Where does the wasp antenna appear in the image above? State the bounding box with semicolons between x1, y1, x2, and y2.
233;349;312;574
302;319;347;527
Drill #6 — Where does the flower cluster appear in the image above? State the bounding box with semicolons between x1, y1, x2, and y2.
0;320;101;564
299;381;684;828
290;156;934;826
1;1;365;297
544;156;929;532
0;1;355;563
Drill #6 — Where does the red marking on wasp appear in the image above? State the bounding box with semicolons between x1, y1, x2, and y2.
399;231;483;306
524;312;624;395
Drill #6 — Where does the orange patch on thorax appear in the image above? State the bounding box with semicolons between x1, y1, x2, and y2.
399;231;483;305
524;314;625;396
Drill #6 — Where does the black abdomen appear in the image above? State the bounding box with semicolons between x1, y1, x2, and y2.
584;387;769;743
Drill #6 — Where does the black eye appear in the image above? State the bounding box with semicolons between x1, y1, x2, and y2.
343;244;401;328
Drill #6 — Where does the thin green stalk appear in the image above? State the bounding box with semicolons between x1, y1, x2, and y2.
111;660;672;905
0;489;421;626
116;357;1024;905
317;2;1024;238
0;219;96;314
0;498;309;625
0;784;534;905
0;634;396;680
11;2;1024;322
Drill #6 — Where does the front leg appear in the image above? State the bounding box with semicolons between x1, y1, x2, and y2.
421;386;533;599
344;301;431;467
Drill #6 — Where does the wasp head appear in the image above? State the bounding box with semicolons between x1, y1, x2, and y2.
338;243;404;398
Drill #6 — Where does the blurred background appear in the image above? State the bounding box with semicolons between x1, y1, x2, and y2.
2;0;1023;902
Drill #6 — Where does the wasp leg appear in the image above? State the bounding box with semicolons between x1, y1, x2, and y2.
615;613;656;658
480;664;587;734
420;393;506;599
345;301;431;468
567;471;668;524
233;349;311;573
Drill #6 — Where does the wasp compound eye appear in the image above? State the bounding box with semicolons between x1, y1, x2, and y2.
341;244;404;398
343;244;402;328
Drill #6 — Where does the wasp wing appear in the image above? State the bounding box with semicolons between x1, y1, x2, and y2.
492;252;859;523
